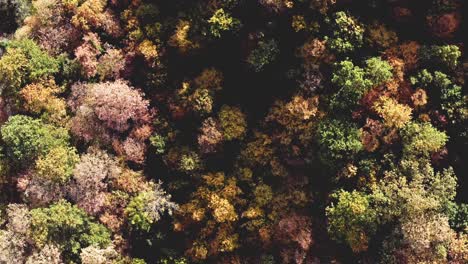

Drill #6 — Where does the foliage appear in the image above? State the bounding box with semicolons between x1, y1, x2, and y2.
0;1;465;263
364;57;393;86
218;105;247;141
400;122;448;157
329;60;372;111
327;190;377;252
208;9;241;38
373;96;412;128
420;44;461;69
125;181;178;231
0;39;59;95
246;38;280;72
34;146;79;183
327;12;364;53
1;115;70;163
30;200;111;261
316;118;363;166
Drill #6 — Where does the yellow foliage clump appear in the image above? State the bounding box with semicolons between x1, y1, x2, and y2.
168;20;200;53
138;40;159;63
373;96;412;128
20;79;67;124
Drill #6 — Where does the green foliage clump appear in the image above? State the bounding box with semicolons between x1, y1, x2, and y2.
421;45;461;69
150;134;166;154
446;202;468;233
330;60;372;111
125;183;178;231
412;70;466;122
326;190;377;252
208;9;241;38
0;39;59;95
30;200;111;260
364;57;393;86
327;12;364;53
316;118;363;166
400;122;448;157
1;115;70;163
246;39;280;72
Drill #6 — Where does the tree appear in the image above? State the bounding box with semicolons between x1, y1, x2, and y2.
125;181;178;231
0;39;59;95
400;121;448;157
246;38;279;72
316;118;363;166
20;79;68;124
208;9;241;38
326;190;377;253
330;60;372;111
364;57;394;86
198;117;223;154
373;96;412;128
0;204;31;263
420;45;461;69
327;12;364;53
26;244;63;264
70;149;121;215
34;146;79;183
69;80;151;133
30;200;111;261
74;33;102;79
273;213;314;264
218;105;247;141
1;115;70;163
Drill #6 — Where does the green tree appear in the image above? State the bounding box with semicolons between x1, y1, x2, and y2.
400;121;448;157
30;200;111;261
316;118;363;166
246;38;279;72
420;45;461;69
0;39;59;95
125;182;178;231
364;57;393;86
330;60;372;111
327;12;364;53
1;115;70;163
34;146;79;183
326;190;377;252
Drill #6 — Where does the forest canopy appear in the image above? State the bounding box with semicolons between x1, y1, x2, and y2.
0;0;467;263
